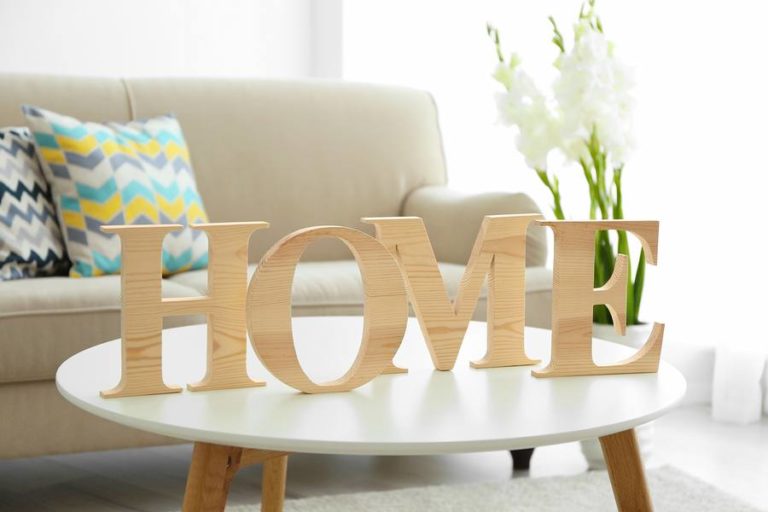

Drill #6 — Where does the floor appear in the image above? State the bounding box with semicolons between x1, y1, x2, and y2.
0;405;765;511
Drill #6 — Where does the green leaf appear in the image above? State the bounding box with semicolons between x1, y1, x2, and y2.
633;249;646;322
593;233;610;324
617;230;635;324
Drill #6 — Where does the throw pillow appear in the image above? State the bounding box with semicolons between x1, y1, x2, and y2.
0;127;69;280
22;106;209;277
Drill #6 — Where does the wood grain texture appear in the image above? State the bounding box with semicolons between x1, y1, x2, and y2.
100;225;183;398
100;222;269;398
364;214;541;371
600;429;654;512
186;223;270;392
240;449;290;468
534;220;663;378
246;226;408;393
182;442;241;512
182;443;289;512
261;455;289;512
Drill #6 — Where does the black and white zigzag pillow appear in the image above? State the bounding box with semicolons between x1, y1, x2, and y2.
0;127;69;280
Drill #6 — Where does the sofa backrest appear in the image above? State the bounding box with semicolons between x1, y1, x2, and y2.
0;74;448;261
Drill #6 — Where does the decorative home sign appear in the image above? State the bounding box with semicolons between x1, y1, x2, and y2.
101;215;662;398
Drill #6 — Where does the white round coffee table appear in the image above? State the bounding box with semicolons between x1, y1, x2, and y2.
57;316;686;512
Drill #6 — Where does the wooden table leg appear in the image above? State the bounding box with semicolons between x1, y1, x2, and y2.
261;454;288;512
599;429;653;512
183;442;242;512
182;443;290;512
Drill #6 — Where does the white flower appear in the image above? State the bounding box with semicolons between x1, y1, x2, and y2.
492;60;516;90
493;59;561;169
490;16;635;170
554;21;635;165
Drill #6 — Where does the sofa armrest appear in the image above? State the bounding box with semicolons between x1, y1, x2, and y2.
401;185;548;267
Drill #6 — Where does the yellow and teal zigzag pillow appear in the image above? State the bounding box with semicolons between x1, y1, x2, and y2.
23;106;209;277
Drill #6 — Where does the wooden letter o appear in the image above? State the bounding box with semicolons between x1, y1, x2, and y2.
246;226;409;393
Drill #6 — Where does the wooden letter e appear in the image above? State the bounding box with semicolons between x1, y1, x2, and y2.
534;220;664;378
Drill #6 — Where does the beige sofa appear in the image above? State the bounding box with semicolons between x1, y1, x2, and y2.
0;74;552;459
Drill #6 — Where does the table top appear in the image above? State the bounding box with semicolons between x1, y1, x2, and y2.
56;317;686;455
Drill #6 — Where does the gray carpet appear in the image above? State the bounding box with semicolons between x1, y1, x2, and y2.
227;466;763;512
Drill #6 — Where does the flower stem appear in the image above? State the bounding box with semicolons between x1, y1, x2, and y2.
548;16;565;53
579;158;598;219
535;168;566;220
614;167;634;325
486;24;505;63
583;132;622;325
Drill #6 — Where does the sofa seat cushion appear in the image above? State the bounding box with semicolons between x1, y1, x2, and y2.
169;259;553;322
0;276;204;384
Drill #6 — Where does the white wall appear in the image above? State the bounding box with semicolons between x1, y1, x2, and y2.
0;0;317;77
344;0;768;352
311;0;344;78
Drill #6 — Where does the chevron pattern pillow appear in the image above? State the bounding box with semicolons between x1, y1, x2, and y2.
23;107;209;277
0;127;69;280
